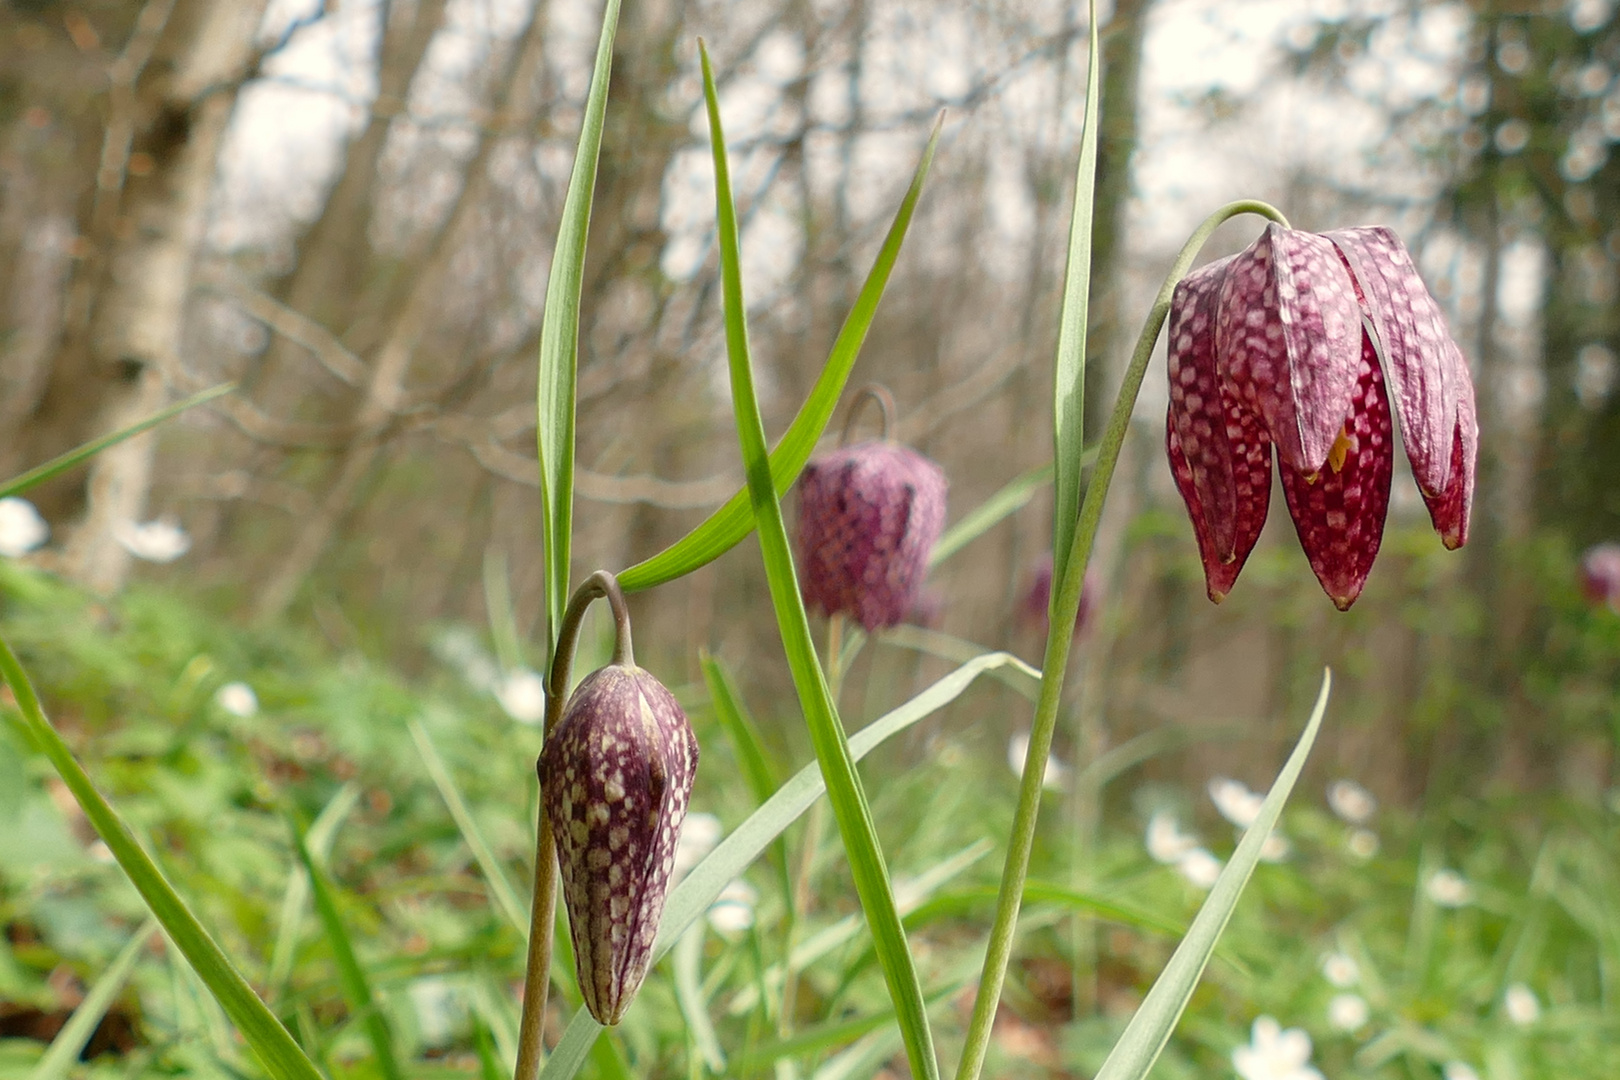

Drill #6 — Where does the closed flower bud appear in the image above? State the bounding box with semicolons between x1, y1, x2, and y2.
539;663;699;1025
796;439;947;631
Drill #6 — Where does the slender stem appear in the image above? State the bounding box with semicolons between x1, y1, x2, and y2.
513;570;633;1080
952;199;1288;1080
838;384;896;445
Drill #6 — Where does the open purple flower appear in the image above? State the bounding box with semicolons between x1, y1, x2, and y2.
539;663;699;1024
1166;223;1477;609
796;439;946;631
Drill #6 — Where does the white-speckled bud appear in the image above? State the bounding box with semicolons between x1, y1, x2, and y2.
539;664;699;1025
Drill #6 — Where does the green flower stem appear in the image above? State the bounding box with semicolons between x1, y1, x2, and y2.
514;570;633;1080
953;199;1288;1080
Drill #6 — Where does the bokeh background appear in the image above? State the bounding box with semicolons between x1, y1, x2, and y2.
1;0;1619;1074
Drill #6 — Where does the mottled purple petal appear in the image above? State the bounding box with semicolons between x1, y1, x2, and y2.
796;441;946;630
540;665;700;1025
1419;340;1477;549
1167;404;1271;603
1278;331;1395;610
1218;224;1362;473
1167;257;1242;557
1324;227;1471;507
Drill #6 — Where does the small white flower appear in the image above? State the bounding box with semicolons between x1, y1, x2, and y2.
1326;779;1377;824
1232;1016;1324;1080
1007;730;1069;791
1145;811;1199;864
1321;951;1359;988
408;976;462;1046
1346;828;1380;860
1425;869;1472;908
1327;993;1369;1032
707;878;757;934
215;681;258;717
1209;776;1264;828
1503;982;1540;1025
493;669;546;724
674;811;722;882
1442;1062;1481;1080
1259;831;1291;863
0;497;49;557
1177;847;1223;889
113;517;190;562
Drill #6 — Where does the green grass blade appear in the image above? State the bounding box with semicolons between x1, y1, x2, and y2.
536;0;621;646
615;114;943;595
699;42;938;1079
0;383;233;500
929;463;1054;568
537;650;1029;1080
483;547;524;674
700;651;782;807
268;783;360;1002
0;637;325;1080
409;719;527;933
290;817;404;1080
27;916;158;1080
1094;671;1332;1080
1049;0;1102;594
732;981;966;1073
673;925;727;1074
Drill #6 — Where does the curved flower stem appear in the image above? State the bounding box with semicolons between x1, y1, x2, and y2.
513;570;632;1080
953;199;1288;1080
840;384;896;445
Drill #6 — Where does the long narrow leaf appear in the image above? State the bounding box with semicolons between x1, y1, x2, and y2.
699;41;938;1080
409;719;527;932
1094;671;1332;1080
673;925;727;1074
538;650;1032;1080
1049;0;1103;592
700;652;782;807
268;782;360;1002
615;115;943;594
536;0;621;646
0;383;233;500
290;818;404;1080
27;917;158;1080
0;638;325;1080
929;463;1054;568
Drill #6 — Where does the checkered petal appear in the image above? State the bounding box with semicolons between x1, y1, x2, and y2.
540;665;700;1025
796;441;947;630
1217;224;1362;474
1277;330;1395;609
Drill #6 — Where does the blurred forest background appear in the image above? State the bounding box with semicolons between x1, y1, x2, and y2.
1;0;1617;810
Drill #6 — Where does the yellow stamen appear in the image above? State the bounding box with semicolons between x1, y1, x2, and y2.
1326;424;1358;474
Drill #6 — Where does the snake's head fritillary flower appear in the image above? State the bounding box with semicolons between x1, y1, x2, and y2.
1580;543;1620;612
539;663;700;1025
1167;223;1477;609
796;439;946;631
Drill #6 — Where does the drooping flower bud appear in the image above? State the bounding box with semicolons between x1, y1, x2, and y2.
796;439;947;631
539;664;699;1025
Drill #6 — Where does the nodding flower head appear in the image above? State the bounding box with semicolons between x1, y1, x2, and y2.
796;439;946;631
539;663;699;1025
1166;222;1477;609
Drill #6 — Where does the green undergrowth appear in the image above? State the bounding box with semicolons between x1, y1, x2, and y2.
0;556;1616;1079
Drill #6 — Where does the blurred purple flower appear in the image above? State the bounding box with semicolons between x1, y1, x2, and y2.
796;440;946;631
1020;553;1099;640
539;664;700;1025
1166;223;1477;609
1580;543;1620;612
